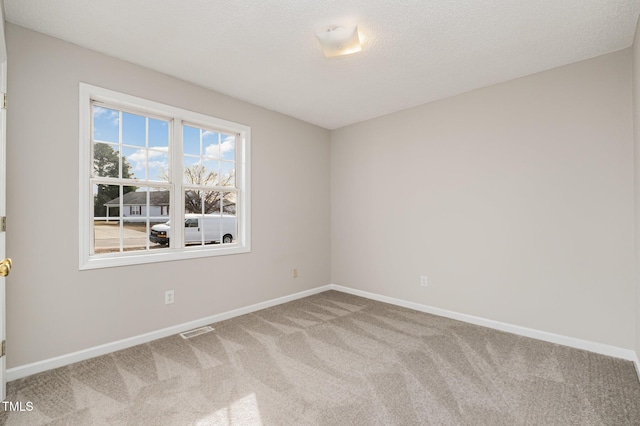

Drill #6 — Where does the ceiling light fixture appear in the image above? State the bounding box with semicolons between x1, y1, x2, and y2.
316;25;362;58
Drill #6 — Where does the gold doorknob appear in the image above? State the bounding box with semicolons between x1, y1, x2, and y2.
0;258;11;277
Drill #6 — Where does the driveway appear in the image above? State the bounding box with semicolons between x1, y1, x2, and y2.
94;221;157;252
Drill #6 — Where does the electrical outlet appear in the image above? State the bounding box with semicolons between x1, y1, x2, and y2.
165;290;175;304
420;276;428;287
293;268;298;278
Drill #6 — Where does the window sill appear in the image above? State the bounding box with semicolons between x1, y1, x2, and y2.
79;243;251;270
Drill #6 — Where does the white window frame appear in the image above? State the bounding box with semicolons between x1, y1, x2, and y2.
79;83;251;270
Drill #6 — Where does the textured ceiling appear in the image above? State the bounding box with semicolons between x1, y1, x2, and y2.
4;0;640;129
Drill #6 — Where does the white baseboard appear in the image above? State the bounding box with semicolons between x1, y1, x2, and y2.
633;352;640;383
7;283;640;382
6;285;333;381
328;284;639;363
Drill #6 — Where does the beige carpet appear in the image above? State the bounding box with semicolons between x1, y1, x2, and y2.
1;290;639;425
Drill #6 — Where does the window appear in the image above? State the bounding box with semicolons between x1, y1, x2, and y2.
79;83;251;269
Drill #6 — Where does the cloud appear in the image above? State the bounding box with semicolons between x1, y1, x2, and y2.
220;136;234;155
204;135;235;159
149;159;169;173
127;148;169;173
93;106;119;126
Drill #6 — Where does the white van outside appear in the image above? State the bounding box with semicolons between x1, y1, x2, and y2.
149;214;236;246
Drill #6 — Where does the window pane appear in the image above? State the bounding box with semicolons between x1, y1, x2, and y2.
220;162;235;187
94;183;121;219
149;188;171;220
122;185;144;218
183;162;218;186
202;158;220;186
183;156;200;184
93;106;119;143
94;219;121;254
148;149;169;182
123;146;144;180
122;112;146;147
221;193;237;244
183;125;200;156
123;221;148;252
93;143;120;178
220;134;235;161
222;192;237;215
94;184;121;254
122;186;147;253
205;190;223;214
185;190;203;214
120;146;169;182
184;189;204;246
149;118;169;149
148;188;171;248
203;131;220;158
122;186;150;252
221;217;236;244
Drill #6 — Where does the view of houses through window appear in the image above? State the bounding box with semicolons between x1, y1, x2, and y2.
91;102;239;255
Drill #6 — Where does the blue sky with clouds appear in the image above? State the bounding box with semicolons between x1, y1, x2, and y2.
93;106;235;185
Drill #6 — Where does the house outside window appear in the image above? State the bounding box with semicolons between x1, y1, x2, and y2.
79;83;251;269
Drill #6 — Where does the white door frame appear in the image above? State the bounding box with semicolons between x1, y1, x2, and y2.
0;0;9;401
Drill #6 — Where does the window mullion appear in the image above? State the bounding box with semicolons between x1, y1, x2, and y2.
171;118;184;248
118;110;123;179
119;184;124;253
145;189;150;251
145;117;150;182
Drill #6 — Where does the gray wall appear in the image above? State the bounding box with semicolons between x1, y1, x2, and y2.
5;24;331;367
331;49;635;349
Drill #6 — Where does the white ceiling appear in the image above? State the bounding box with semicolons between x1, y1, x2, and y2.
4;1;640;129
